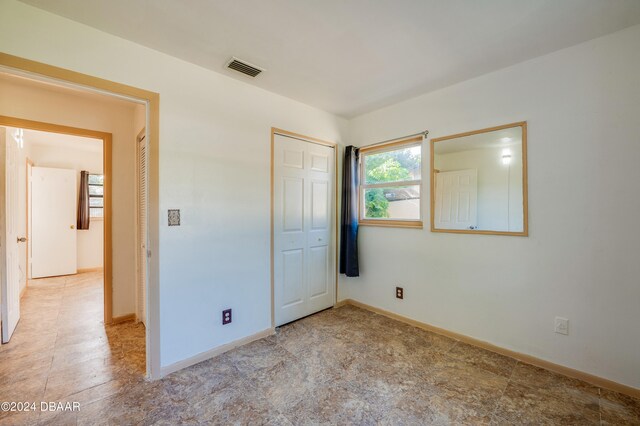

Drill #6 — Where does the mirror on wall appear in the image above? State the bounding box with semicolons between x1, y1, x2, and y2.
430;122;528;236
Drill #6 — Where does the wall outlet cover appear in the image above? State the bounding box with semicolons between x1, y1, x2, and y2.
396;286;404;300
554;317;569;335
222;308;232;325
168;209;180;226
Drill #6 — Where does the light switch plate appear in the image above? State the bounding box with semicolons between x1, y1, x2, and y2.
168;209;180;226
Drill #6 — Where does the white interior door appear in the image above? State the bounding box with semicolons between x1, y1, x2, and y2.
136;132;147;325
434;169;478;230
31;167;77;278
274;133;335;327
1;127;21;342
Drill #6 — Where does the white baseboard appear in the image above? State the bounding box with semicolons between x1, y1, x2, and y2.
159;327;275;378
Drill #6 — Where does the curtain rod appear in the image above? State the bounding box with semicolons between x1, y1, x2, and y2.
359;130;429;149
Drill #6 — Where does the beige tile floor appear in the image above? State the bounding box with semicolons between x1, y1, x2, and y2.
1;272;638;425
0;272;146;425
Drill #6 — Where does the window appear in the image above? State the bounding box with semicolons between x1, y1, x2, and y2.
88;174;104;218
359;137;423;228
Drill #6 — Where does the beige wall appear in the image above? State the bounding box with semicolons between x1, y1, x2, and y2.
0;76;140;317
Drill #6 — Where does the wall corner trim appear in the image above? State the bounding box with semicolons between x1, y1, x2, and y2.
340;299;640;399
159;327;276;378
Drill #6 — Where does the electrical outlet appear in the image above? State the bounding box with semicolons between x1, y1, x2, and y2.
396;286;404;300
222;308;232;325
554;317;569;335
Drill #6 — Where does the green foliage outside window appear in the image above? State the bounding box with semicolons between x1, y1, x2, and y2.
363;147;421;218
364;188;390;218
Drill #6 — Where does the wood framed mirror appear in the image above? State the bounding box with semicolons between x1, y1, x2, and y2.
430;122;528;236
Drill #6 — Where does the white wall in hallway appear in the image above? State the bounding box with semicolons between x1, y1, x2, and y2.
341;24;640;389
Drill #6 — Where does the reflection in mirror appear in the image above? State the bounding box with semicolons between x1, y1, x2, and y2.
430;122;527;236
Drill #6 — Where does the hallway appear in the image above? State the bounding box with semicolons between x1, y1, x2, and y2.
0;271;145;425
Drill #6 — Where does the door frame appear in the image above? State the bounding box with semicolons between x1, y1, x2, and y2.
270;127;339;328
135;127;147;325
0;53;161;379
1;116;113;321
25;157;33;289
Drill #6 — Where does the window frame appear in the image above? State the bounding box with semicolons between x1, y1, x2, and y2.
358;136;424;228
88;173;104;219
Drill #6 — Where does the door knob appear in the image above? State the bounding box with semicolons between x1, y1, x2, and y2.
70;225;75;229
17;237;27;243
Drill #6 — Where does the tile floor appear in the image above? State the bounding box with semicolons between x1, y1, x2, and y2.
0;272;145;425
1;272;638;425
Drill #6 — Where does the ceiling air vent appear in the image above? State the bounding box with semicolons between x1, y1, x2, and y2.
226;57;264;77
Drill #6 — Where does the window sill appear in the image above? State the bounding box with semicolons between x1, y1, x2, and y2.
90;217;104;221
359;219;423;229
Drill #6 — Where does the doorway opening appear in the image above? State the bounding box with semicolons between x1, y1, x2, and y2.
9;127;111;315
0;52;159;378
0;74;152;394
0;113;148;376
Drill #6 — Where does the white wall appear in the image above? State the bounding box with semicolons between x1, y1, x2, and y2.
342;24;640;389
28;142;103;270
0;0;348;368
435;144;523;232
0;77;138;318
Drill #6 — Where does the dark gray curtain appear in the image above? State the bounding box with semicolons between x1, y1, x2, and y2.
77;171;90;230
339;146;360;277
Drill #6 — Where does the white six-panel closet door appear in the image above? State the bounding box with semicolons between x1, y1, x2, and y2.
273;133;335;327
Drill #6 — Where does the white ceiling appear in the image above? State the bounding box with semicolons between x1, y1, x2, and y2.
9;127;103;153
19;0;640;117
